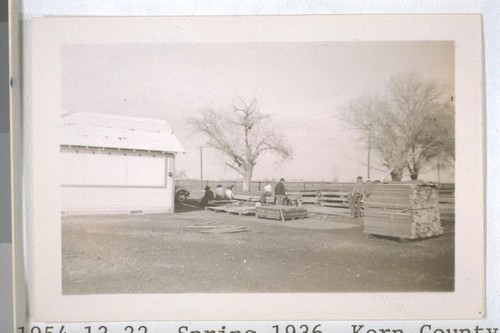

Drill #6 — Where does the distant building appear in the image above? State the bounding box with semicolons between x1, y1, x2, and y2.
60;112;184;215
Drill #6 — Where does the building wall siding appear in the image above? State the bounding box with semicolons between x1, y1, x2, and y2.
61;149;175;214
61;186;173;215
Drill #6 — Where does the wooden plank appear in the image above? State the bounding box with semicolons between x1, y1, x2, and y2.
233;195;260;202
364;217;414;226
364;202;413;210
320;198;347;203
320;191;350;196
320;201;349;206
207;200;239;206
308;206;350;217
256;206;308;220
364;211;413;221
205;206;228;213
225;206;256;216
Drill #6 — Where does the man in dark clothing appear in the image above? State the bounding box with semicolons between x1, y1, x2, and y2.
199;186;214;208
275;178;286;206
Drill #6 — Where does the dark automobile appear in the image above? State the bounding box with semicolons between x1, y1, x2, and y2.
175;185;190;204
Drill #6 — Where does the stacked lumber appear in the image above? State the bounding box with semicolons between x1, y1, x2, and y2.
438;184;455;224
256;206;308;221
364;183;443;240
318;190;350;208
288;191;318;205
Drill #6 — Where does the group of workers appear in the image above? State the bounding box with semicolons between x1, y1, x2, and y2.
198;178;287;208
199;184;235;208
259;178;287;205
199;176;372;216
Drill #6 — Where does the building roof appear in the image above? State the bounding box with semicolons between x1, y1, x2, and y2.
60;112;185;153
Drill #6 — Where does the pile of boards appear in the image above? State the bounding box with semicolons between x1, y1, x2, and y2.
364;183;443;240
205;203;308;221
438;184;455;224
255;206;308;221
205;204;256;216
284;190;349;208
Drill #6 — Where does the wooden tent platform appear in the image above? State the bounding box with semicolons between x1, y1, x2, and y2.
205;206;229;213
225;206;256;216
205;205;256;216
255;206;308;221
206;199;240;206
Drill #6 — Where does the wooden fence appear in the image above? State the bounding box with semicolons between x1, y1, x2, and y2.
176;180;353;193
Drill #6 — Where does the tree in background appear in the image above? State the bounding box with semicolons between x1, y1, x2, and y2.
188;98;292;192
340;73;454;181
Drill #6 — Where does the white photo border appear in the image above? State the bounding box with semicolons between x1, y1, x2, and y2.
27;15;483;322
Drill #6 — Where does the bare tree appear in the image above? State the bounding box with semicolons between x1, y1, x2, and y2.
340;73;454;181
188;98;292;192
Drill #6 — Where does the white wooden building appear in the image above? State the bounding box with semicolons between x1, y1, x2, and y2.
60;112;184;215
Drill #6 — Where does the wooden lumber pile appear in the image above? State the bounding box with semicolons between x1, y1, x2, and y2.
438;184;455;224
286;189;350;209
364;183;443;240
256;206;308;221
288;191;317;205
318;190;350;208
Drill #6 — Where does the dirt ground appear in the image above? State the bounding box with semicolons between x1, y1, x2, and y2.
62;206;454;294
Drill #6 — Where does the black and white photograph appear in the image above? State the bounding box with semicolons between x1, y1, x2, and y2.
59;41;455;295
28;15;483;321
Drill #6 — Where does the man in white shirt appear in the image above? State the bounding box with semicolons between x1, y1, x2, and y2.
214;185;225;200
224;185;235;200
260;182;273;203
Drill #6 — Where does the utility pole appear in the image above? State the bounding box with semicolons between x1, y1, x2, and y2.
200;146;203;189
367;125;372;180
437;160;441;184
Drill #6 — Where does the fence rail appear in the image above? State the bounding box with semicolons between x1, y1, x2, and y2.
176;180;355;193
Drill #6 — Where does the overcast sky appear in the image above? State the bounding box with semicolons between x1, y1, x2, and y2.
61;41;454;182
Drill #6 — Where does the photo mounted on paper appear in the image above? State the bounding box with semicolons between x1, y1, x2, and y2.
29;15;483;321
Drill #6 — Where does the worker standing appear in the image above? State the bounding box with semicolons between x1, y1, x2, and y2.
275;178;286;206
349;176;365;218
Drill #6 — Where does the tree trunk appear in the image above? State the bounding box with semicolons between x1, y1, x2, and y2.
242;167;253;192
408;164;419;180
390;169;403;181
